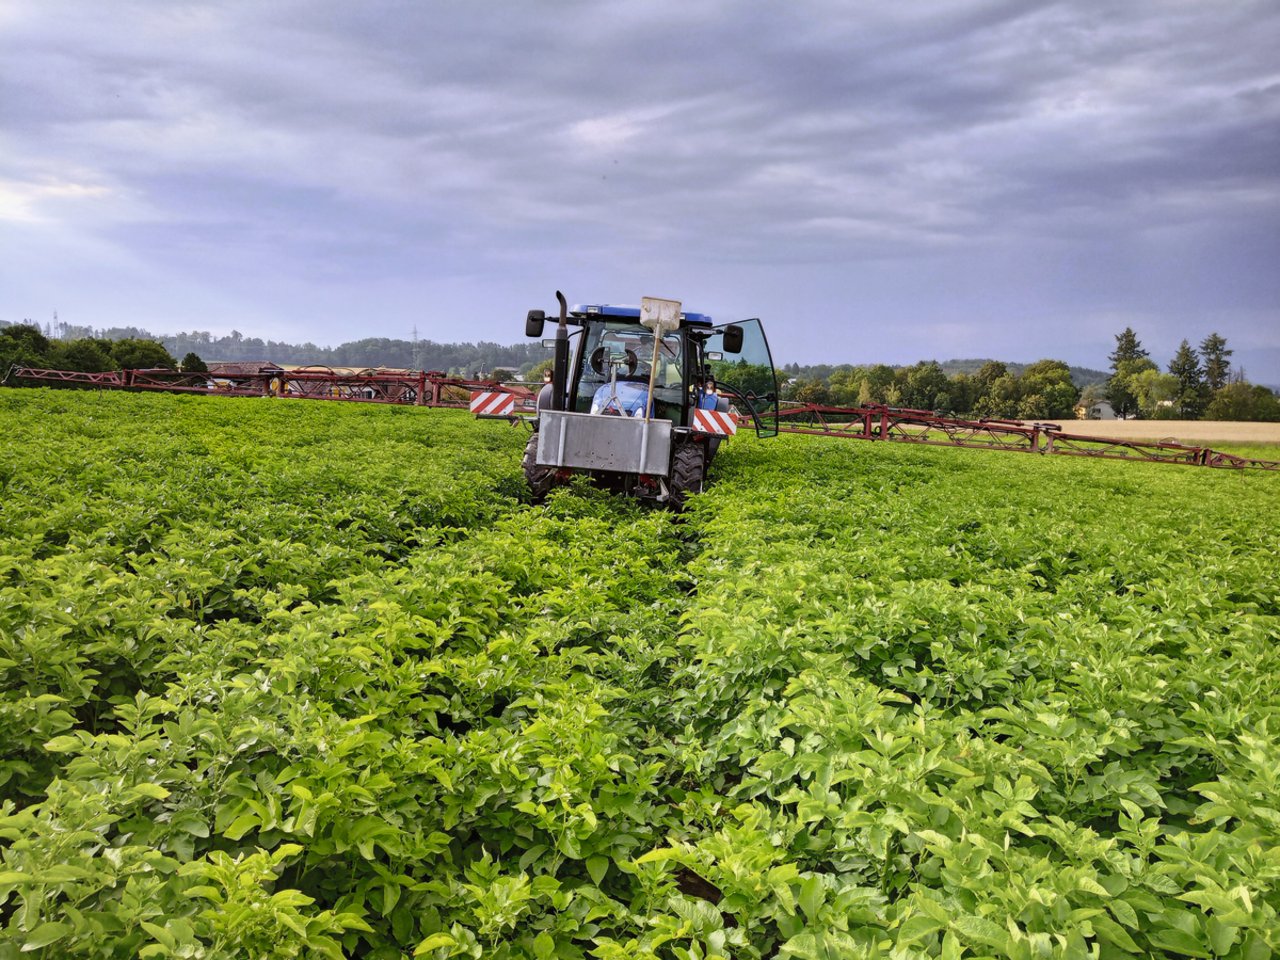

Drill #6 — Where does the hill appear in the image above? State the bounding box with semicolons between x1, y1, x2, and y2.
0;321;1134;386
2;320;547;378
937;358;1109;387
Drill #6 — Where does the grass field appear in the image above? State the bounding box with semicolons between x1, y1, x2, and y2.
1;389;1278;959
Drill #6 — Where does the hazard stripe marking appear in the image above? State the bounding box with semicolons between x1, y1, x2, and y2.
693;408;737;436
470;391;515;416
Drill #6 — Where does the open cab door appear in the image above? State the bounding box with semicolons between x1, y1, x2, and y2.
705;318;779;437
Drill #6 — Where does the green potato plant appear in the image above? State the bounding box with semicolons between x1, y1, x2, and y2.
0;390;1277;958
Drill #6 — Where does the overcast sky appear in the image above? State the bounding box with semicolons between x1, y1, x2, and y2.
3;1;1278;379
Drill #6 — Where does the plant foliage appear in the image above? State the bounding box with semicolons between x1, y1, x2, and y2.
1;390;1278;958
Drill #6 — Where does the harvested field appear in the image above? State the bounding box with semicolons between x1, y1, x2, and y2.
1051;418;1280;445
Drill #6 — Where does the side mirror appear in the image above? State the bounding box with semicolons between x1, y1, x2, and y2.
722;325;744;354
526;310;546;338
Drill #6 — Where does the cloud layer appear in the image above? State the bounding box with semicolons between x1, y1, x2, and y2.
3;1;1278;378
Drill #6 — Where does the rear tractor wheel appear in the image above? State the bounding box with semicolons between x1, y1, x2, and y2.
668;439;707;510
522;432;561;503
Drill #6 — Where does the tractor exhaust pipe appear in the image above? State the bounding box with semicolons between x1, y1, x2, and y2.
552;290;569;411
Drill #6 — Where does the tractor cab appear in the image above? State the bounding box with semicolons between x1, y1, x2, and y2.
522;294;777;506
578;321;685;419
567;305;708;424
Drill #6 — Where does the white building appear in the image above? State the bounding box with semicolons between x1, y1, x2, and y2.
1075;398;1117;420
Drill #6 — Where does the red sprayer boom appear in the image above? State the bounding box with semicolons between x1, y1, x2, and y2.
3;365;530;410
766;402;1279;470
5;365;1276;471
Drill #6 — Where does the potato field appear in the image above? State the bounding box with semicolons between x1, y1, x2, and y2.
1;389;1278;960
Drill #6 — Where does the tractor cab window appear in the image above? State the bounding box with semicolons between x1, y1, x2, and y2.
575;321;685;418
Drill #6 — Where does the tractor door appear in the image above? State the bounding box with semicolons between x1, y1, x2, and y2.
705;318;779;437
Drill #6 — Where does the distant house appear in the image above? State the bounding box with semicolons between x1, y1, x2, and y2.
1075;398;1116;420
201;361;285;394
206;361;284;377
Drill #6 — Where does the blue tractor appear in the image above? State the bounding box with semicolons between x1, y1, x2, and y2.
522;292;778;507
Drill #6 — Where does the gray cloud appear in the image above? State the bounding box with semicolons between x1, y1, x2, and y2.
2;0;1278;379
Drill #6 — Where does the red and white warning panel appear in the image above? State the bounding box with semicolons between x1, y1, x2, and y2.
469;390;516;417
693;408;738;436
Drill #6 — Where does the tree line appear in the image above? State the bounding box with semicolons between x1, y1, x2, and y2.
781;359;1084;420
2;321;547;378
0;323;206;377
1101;328;1278;422
3;318;1277;421
779;330;1276;422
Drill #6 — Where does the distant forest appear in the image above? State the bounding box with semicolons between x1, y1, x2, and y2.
4;319;1275;421
3;319;1108;384
2;320;548;378
781;358;1109;388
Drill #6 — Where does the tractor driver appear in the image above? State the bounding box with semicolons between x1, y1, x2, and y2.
590;333;681;387
635;333;682;387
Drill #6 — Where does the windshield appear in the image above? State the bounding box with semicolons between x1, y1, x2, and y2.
575;321;686;415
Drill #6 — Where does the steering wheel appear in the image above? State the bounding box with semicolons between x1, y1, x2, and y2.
590;346;638;377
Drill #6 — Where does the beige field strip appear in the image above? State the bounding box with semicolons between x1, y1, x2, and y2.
1047;419;1280;445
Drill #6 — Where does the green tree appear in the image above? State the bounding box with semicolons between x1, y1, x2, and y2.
1199;332;1233;392
1017;394;1050;420
946;373;976;415
1167;340;1207;418
826;367;862;406
862;364;896;402
0;323;54;375
1106;327;1150;419
1020;359;1079;419
1129;368;1180;419
973;360;1008;387
1205;380;1280;421
1041;382;1079;419
901;361;949;410
180;352;209;374
968;361;1008;415
1249;385;1279;421
790;377;830;405
711;360;776;398
973;375;1021;419
1023;359;1072;380
50;338;118;373
110;338;177;370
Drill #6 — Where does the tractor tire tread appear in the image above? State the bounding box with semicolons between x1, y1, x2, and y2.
522;432;560;503
669;439;706;510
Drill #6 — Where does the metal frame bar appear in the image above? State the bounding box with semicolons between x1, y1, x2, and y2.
5;366;518;409
6;369;1274;471
765;403;1279;471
